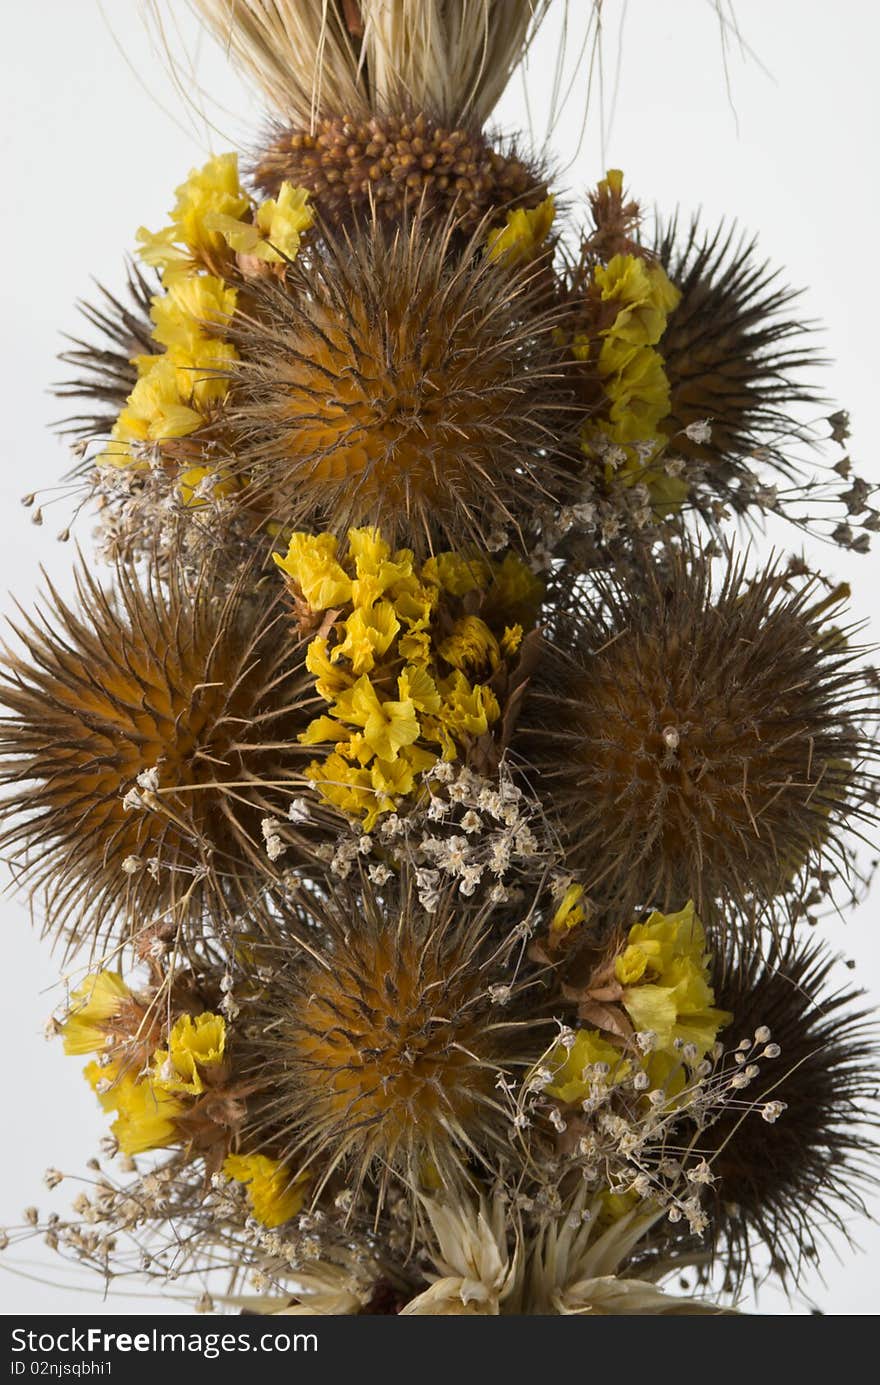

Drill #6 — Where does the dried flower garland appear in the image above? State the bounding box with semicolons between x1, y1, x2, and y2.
2;0;878;1318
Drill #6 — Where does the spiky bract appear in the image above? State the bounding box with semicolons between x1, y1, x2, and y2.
242;869;551;1203
55;263;155;453
225;213;575;552
700;936;880;1294
253;113;546;232
655;217;820;511
518;550;878;927
0;562;317;951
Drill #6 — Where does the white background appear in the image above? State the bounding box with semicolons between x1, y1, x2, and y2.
0;0;878;1315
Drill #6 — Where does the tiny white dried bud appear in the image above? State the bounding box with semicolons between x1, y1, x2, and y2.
684;419;712;445
43;1169;63;1190
761;1100;787;1124
488;984;511;1006
686;1159;715;1186
121;855;142;875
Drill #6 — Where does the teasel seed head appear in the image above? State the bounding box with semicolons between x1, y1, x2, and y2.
242;867;552;1206
252;113;547;234
225;211;577;552
697;935;880;1296
654;217;822;512
0;561;318;953
517;548;879;928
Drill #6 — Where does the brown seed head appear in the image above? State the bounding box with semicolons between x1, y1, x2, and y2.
226;213;576;551
654;217;820;505
252;113;547;233
244;870;551;1201
517;550;878;927
0;561;317;952
699;936;880;1294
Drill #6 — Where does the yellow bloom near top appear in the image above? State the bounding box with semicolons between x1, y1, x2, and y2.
487;196;556;265
61;971;131;1056
152;1011;227;1096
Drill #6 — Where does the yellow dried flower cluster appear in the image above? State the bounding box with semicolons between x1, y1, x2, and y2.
545;903;731;1103
275;527;542;828
106;153;313;488
62;970;302;1228
486;195;556;264
577;242;683;513
63;971;225;1154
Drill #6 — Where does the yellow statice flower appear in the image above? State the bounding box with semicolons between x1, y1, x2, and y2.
223;1154;310;1229
333;603;400;675
431;673;499;745
487;195;556;265
274;532;353;609
421;551;492;597
62;971;131;1056
152;1012;227;1096
84;1061;186;1157
580;246;684;513
483;551;545;629
105;356;205;461
550;883;586;939
276;527;535;827
149;275;237;355
206;181;313;263
615;903;731;1087
437;616;501;677
136;153;249;283
593;254;680;351
177;465;241;507
544;1030;631;1105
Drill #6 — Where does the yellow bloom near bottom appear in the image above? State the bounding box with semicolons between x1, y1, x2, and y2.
84;1061;187;1157
545;1030;631;1104
223;1153;310;1228
616;902;731;1070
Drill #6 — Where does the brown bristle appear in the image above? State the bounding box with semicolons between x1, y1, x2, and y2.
654;217;821;497
54;262;156;455
516;550;878;928
252;113;547;232
0;561;318;953
225;210;577;553
698;937;880;1295
243;869;552;1203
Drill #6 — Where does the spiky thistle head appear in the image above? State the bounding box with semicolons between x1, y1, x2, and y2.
0;560;318;952
241;867;552;1205
54;262;155;455
652;216;830;523
224;211;576;552
694;935;880;1296
517;548;879;927
252;114;547;234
